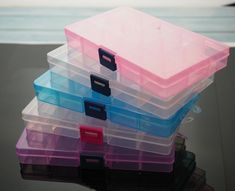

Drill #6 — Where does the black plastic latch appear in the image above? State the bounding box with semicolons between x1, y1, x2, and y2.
90;74;111;96
98;48;117;71
80;154;105;170
84;100;107;120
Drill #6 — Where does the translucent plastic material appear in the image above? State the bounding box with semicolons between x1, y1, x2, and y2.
19;147;198;191
22;98;175;155
34;70;198;137
65;7;229;99
48;45;214;119
16;129;175;172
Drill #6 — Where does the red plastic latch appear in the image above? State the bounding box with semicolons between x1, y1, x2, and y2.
80;125;103;145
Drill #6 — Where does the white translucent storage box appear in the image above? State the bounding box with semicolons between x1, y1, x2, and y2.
34;70;198;137
48;45;214;119
22;98;176;155
64;7;229;100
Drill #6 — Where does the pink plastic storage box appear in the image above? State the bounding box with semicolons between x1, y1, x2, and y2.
16;128;175;172
65;7;229;99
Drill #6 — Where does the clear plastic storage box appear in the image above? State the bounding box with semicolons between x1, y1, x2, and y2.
65;7;229;99
23;98;175;155
16;129;176;172
48;45;214;119
34;70;198;137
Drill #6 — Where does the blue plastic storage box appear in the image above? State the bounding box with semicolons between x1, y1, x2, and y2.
34;70;198;137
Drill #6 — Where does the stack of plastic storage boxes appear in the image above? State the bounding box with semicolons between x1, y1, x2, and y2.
16;7;229;188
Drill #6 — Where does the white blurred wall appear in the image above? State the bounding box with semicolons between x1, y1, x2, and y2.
0;0;234;7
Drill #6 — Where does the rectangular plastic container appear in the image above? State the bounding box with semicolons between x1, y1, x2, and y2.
19;155;197;191
34;70;198;137
16;128;176;172
23;98;176;155
19;150;198;191
65;7;229;100
48;45;214;119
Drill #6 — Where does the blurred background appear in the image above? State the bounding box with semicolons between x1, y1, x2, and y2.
0;0;235;45
1;0;235;7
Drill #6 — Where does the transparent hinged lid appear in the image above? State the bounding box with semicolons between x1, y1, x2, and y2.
22;98;175;155
48;44;214;119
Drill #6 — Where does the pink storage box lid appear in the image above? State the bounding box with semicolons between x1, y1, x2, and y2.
65;7;230;99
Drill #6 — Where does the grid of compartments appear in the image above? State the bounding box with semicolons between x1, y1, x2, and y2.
16;7;229;189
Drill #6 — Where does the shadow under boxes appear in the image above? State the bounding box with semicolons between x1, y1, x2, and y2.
34;70;198;137
22;98;176;155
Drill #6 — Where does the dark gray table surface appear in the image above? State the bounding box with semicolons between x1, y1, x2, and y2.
0;44;234;191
